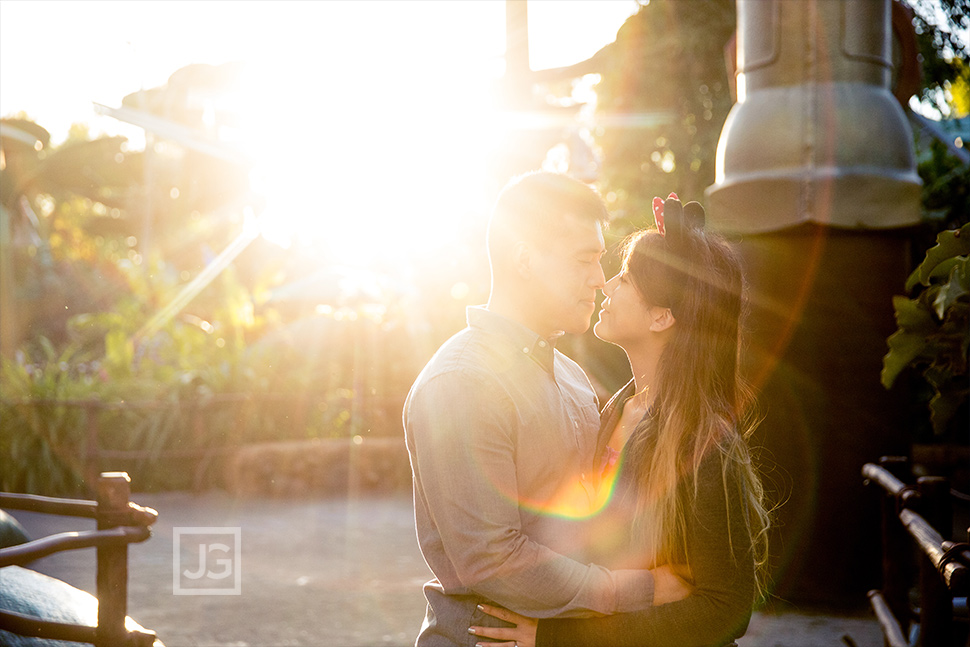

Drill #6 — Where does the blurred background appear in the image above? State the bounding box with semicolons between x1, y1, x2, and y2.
1;0;967;617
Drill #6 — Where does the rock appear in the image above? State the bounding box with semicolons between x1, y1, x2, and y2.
0;509;30;549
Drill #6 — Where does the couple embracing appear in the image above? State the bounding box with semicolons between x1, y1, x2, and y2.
403;172;770;647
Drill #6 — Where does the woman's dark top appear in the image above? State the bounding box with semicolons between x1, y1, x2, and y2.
536;380;756;647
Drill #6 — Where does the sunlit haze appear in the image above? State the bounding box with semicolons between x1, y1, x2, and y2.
0;1;640;266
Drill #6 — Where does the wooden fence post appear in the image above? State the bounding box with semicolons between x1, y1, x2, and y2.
95;472;130;647
916;475;952;647
878;456;912;637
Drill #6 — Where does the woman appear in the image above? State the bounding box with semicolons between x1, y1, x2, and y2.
468;195;770;647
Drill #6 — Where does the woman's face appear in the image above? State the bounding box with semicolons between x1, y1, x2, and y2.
593;269;656;347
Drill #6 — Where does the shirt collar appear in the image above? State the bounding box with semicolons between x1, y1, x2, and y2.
466;305;558;373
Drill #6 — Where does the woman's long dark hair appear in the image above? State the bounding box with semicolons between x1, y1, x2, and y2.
619;225;770;596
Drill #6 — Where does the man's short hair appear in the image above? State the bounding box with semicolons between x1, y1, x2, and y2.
487;171;608;258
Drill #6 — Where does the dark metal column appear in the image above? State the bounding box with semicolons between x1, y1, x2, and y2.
705;0;922;603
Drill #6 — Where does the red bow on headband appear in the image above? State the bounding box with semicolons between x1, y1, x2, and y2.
652;192;678;237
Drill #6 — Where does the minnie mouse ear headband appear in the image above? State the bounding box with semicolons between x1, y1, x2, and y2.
647;194;707;312
652;193;706;246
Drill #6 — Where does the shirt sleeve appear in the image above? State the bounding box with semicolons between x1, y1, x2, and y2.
535;453;756;645
406;370;655;619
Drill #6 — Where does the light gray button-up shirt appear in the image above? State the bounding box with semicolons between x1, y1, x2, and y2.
404;306;654;646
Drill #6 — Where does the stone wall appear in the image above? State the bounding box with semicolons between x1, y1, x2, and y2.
222;437;411;497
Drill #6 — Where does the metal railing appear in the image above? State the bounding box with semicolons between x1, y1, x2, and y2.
0;472;158;647
863;457;970;647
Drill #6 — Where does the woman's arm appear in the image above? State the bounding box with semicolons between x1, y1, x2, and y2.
469;564;693;647
536;453;757;647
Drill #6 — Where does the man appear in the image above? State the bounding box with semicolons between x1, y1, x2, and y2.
404;172;687;647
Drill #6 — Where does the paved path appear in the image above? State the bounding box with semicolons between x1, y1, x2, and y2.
11;491;884;647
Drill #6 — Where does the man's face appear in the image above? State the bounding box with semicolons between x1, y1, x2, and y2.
527;213;606;337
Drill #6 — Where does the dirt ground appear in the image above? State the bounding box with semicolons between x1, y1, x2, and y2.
9;490;885;647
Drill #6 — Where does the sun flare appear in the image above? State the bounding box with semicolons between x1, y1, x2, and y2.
2;0;640;272
234;58;500;267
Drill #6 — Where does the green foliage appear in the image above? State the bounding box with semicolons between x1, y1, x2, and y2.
1;110;429;495
578;0;737;389
882;223;970;434
913;128;970;255
895;3;970;439
910;0;970;118
0;301;235;494
593;0;735;233
0;267;419;495
1;341;98;495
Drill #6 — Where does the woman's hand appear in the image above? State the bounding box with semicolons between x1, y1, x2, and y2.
468;603;538;647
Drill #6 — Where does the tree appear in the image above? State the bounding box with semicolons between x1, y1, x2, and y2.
909;0;970;119
888;1;970;443
592;0;736;233
907;0;970;244
0;117;141;353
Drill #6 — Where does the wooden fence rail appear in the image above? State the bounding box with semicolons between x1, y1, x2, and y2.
0;472;158;647
862;457;970;647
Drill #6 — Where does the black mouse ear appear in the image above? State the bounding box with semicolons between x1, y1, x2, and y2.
683;201;706;231
663;197;684;245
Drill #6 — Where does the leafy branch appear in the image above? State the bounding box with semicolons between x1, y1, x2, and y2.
882;223;970;434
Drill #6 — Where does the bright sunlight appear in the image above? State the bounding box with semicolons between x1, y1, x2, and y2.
1;0;640;269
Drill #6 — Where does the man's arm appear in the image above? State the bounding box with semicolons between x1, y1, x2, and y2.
406;371;654;618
